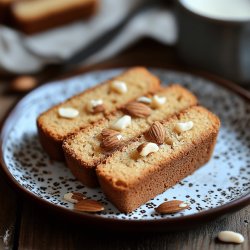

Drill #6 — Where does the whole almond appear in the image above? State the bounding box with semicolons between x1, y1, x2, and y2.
100;129;123;151
63;192;86;204
155;200;189;214
10;75;38;93
101;129;119;138
74;199;105;212
123;102;152;118
71;192;87;201
145;121;165;144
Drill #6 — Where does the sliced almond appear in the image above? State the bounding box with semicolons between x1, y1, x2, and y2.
74;199;105;213
137;96;152;104
151;95;166;109
155;200;189;214
175;121;194;133
58;107;79;119
100;129;123;151
110;80;127;94
137;142;159;157
86;99;104;114
63;192;86;204
123;102;152;118
145;121;165;144
111;115;131;131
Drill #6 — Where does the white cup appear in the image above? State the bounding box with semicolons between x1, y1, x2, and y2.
176;0;250;84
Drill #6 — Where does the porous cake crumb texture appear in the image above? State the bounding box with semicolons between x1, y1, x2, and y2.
63;84;198;187
96;106;220;213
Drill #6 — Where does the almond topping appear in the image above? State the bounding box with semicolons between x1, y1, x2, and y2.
10;76;38;93
111;115;131;131
151;95;166;108
137;96;152;104
123;102;152;118
58;107;79;119
110;80;127;94
86;99;104;114
155;200;190;214
63;192;86;204
175;121;194;133
137;142;159;157
100;129;123;151
145;121;165;144
217;231;244;244
74;199;105;213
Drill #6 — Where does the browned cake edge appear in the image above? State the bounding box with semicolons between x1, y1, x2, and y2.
63;117;111;187
11;0;99;34
37;67;160;161
96;107;220;213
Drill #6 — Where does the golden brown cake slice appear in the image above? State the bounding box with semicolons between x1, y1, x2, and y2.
11;0;98;34
96;106;220;213
37;67;160;160
63;85;198;187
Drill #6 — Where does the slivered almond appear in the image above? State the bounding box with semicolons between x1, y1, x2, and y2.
155;200;189;214
100;129;123;151
123;102;151;118
74;199;105;212
145;121;165;144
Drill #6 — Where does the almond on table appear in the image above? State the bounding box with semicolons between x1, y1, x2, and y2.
217;231;244;244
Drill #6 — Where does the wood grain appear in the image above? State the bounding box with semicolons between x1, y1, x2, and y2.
0;174;18;250
0;80;20;250
18;201;249;250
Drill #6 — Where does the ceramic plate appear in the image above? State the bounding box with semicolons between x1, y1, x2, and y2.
1;68;249;231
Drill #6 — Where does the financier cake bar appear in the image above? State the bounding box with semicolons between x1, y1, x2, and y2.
96;106;220;213
37;67;160;160
11;0;98;34
63;85;198;187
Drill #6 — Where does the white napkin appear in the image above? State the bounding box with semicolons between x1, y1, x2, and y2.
0;0;176;74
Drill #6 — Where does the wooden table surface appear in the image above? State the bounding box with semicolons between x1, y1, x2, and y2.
0;39;249;250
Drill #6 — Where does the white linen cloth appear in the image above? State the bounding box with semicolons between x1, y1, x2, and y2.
0;0;177;74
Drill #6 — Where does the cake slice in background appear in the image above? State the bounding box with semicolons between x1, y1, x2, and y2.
11;0;98;34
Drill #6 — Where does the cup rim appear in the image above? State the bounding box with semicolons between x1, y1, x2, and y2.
177;0;250;24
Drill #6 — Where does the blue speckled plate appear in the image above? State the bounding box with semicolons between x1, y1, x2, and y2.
0;68;249;230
